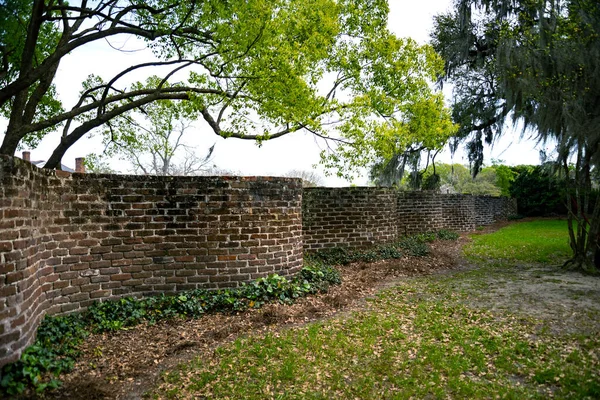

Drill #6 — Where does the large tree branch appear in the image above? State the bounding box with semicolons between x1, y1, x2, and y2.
45;2;179;31
3;0;46;141
22;62;60;124
45;90;196;168
97;58;219;115
19;0;45;77
199;107;300;141
0;25;174;107
14;86;238;142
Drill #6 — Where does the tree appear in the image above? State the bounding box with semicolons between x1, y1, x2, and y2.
492;161;516;197
419;163;506;196
509;165;567;217
367;96;458;187
281;170;325;187
88;79;215;176
432;0;600;273
1;0;454;180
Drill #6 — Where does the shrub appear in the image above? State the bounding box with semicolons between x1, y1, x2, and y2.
509;165;566;216
397;236;430;257
306;244;406;266
307;229;460;265
0;314;87;396
437;229;460;240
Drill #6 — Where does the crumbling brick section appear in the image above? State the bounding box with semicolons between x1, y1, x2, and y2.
0;156;303;367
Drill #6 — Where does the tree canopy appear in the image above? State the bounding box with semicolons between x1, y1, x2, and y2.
432;0;600;272
387;162;515;197
0;0;454;177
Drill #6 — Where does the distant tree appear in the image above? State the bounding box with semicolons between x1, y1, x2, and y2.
282;170;325;187
366;96;458;187
83;154;117;174
462;167;500;196
422;163;470;192
420;163;502;196
492;162;516;197
89;83;215;176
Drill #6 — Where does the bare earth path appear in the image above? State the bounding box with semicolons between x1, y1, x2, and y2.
449;263;600;334
29;224;600;399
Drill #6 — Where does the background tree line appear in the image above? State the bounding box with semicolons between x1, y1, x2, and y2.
378;161;568;218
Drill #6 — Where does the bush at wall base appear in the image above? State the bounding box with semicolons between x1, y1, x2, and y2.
306;230;459;266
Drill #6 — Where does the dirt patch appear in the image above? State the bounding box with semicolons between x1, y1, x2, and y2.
453;263;600;334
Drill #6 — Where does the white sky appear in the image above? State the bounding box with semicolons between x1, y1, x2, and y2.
2;0;547;185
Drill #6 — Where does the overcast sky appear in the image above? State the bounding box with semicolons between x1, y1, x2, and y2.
2;0;546;185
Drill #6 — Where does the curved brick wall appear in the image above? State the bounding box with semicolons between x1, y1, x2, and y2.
0;156;303;367
1;155;517;368
303;189;517;252
303;187;398;250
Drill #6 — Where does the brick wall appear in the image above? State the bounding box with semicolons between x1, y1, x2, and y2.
303;188;398;250
474;195;518;226
0;156;303;367
0;155;517;368
396;191;445;235
303;189;516;252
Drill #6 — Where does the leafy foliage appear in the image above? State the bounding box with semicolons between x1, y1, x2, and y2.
366;95;459;186
307;246;400;266
432;0;600;272
0;0;64;149
509;165;567;216
0;315;87;396
436;229;460;241
1;0;454;180
493;163;516;197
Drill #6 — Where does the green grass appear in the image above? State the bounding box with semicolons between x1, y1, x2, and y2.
149;220;600;400
152;282;599;399
464;219;572;263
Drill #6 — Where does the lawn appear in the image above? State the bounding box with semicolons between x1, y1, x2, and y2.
150;220;600;399
463;219;572;263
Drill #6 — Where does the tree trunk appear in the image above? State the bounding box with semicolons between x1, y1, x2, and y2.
562;147;600;275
